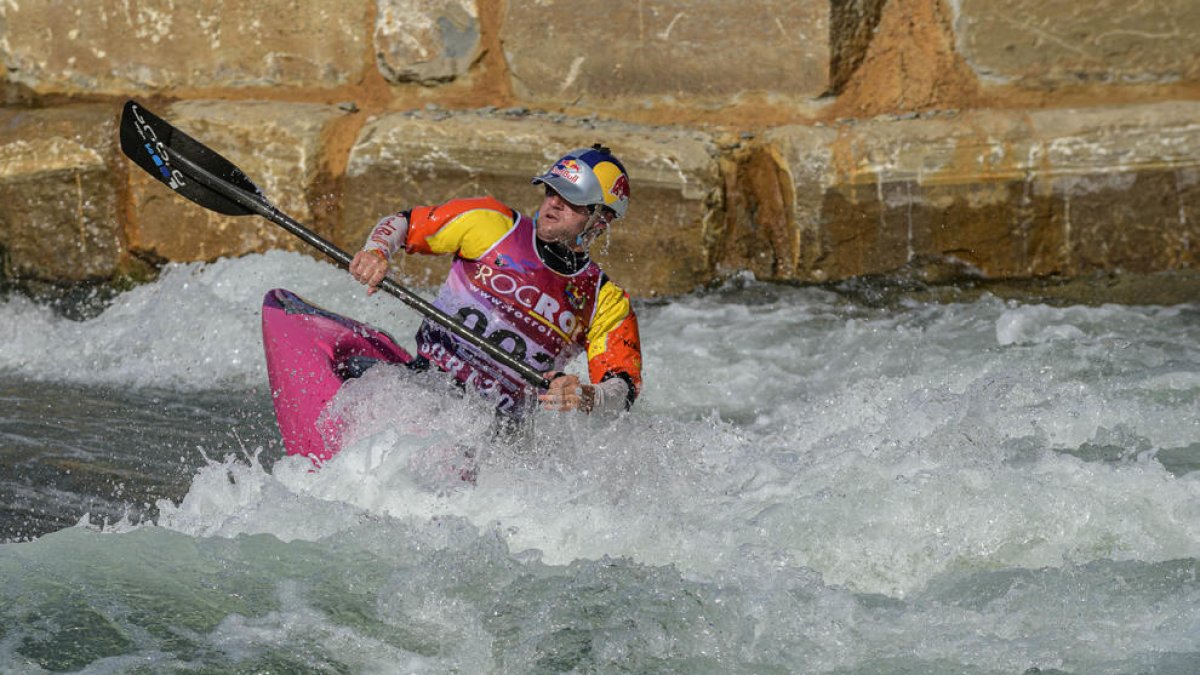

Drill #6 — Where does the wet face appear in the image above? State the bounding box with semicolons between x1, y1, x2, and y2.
535;185;593;250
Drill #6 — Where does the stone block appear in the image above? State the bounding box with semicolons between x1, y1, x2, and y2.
769;112;1048;280
954;0;1200;86
375;0;482;84
765;102;1200;282
829;0;888;94
717;138;826;281
341;111;720;296
0;0;370;95
1030;103;1200;273
126;100;347;262
503;0;830;106
0;105;121;282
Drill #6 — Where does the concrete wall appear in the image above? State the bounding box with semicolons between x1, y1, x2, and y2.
2;0;1198;296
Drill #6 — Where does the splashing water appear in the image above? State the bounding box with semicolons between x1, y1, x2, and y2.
1;253;1197;673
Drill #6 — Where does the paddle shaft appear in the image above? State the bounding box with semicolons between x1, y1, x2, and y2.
165;147;552;390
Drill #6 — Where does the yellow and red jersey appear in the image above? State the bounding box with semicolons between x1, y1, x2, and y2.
402;197;642;411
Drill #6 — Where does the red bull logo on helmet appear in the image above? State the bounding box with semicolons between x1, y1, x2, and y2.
592;161;630;209
549;158;583;184
609;173;630;202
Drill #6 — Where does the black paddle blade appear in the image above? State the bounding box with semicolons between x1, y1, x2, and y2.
119;100;265;216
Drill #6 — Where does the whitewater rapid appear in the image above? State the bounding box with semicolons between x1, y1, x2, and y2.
1;251;1197;673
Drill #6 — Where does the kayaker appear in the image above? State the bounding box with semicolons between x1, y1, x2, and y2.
347;144;643;420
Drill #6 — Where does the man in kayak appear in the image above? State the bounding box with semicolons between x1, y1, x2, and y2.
347;144;643;421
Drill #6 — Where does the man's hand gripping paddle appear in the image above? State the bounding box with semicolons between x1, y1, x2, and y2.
118;99;551;390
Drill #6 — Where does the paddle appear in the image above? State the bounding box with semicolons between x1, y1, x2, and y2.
119;99;551;390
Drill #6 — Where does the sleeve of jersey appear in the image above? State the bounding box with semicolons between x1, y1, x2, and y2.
404;197;516;260
586;279;643;409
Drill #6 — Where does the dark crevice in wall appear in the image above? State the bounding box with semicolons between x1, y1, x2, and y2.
717;144;797;281
827;0;889;96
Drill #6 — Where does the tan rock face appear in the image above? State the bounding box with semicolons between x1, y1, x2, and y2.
954;0;1200;86
0;106;121;282
2;0;1197;295
504;0;830;105
375;0;482;85
831;0;979;118
341;112;719;295
829;0;888;94
126;101;347;262
717;144;801;280
763;102;1200;282
0;1;371;94
1032;104;1200;273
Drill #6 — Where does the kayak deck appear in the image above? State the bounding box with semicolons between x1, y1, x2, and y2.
261;288;413;463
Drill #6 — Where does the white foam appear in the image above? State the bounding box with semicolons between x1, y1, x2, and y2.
0;251;427;389
155;345;1200;598
7;257;1194;598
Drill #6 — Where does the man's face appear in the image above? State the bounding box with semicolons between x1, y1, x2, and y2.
536;185;593;250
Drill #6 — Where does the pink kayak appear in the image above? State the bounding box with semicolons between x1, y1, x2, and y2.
261;288;414;463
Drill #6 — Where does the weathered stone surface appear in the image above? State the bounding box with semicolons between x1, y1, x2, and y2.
504;0;830;105
1031;103;1200;273
820;111;1058;280
127;101;347;262
954;0;1200;86
765;102;1200;282
717;142;809;280
0;1;370;95
341;111;720;295
0;105;121;282
829;0;887;94
1;1;1198;293
722;126;841;281
375;0;482;85
0;62;34;106
831;0;979;118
